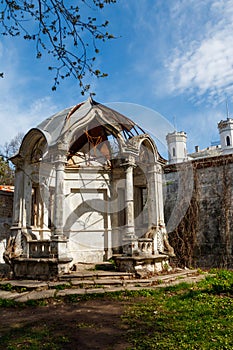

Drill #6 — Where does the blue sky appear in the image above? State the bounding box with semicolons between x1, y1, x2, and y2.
1;0;232;156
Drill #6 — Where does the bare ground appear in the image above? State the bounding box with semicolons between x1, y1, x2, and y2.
0;297;131;350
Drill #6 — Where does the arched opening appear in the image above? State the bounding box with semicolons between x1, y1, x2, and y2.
226;135;231;146
139;139;156;164
31;185;43;228
136;139;156;230
67;120;120;167
30;137;47;163
18;130;47;163
172;147;176;157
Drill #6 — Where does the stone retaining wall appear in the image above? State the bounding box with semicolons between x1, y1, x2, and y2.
164;154;233;268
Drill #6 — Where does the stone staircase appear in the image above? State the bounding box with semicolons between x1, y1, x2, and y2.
0;268;207;303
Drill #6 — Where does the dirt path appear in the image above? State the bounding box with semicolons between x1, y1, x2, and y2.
0;298;131;350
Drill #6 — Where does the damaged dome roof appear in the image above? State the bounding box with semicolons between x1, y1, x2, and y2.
36;97;146;146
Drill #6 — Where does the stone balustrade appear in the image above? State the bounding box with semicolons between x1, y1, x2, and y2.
138;238;153;256
29;240;52;258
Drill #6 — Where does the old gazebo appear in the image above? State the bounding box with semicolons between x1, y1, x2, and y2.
5;98;173;279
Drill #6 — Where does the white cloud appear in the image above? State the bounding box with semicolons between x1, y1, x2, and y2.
166;0;233;104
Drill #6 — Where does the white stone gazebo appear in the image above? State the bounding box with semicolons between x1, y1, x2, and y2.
4;98;174;279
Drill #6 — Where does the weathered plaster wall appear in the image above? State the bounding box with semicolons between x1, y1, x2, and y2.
0;190;13;263
164;154;233;268
64;167;112;264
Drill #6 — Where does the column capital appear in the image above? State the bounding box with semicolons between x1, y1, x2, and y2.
148;163;162;174
48;141;68;165
121;159;136;170
54;154;67;166
12;155;24;170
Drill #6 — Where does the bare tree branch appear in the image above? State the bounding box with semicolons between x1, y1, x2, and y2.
0;0;116;93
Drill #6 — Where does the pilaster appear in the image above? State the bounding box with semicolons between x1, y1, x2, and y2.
110;178;120;253
51;148;72;264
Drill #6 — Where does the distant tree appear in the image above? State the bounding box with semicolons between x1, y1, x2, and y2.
0;158;14;185
0;0;116;93
1;132;24;159
0;132;23;185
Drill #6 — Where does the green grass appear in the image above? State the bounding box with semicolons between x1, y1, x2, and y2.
0;324;69;350
0;270;233;349
123;269;233;349
0;283;28;293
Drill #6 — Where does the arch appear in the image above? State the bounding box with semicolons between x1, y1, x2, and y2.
65;107;129;153
19;129;48;161
67;116;124;167
138;136;159;164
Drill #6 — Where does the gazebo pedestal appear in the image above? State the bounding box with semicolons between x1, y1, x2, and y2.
11;257;73;280
114;254;171;278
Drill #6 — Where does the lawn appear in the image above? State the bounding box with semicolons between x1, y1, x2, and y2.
0;269;232;350
122;269;233;349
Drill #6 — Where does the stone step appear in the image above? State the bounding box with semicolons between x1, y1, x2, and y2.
146;269;198;284
0;274;207;303
60;271;135;281
0;280;48;290
0;269;200;295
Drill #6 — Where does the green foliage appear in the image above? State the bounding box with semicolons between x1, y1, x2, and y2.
0;298;17;307
0;157;14;185
0;0;117;93
0;324;70;350
76;322;96;329
122;270;233;349
53;283;71;291
0;132;24;183
198;269;233;295
0;283;13;291
0;283;28;293
24;299;48;307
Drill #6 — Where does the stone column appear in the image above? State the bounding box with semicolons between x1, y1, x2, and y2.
53;153;66;237
148;164;165;224
125;163;135;236
40;182;50;239
147;163;165;254
122;160;138;255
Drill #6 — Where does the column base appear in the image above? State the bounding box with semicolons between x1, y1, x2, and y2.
51;237;72;261
122;236;139;256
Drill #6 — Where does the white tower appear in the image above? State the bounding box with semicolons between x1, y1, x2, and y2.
166;131;187;164
218;118;233;154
